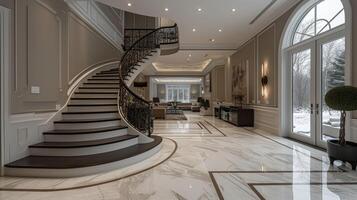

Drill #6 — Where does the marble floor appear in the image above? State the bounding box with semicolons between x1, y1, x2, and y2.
1;112;357;200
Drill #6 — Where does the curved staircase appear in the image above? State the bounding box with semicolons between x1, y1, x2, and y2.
4;24;179;178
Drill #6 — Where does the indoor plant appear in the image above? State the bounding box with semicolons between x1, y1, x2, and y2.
199;99;212;116
325;86;357;170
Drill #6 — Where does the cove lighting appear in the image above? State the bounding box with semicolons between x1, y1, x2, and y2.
154;78;202;83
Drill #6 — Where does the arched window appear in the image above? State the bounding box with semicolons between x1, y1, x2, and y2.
292;0;345;45
280;0;351;148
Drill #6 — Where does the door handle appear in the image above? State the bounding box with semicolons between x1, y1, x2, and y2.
316;104;319;115
310;104;314;115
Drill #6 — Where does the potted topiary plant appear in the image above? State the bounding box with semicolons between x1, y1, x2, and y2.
325;86;357;170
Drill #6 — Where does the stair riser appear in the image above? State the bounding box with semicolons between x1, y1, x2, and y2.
70;99;117;104
67;106;117;112
73;93;117;98
82;84;118;88
78;88;119;93
91;76;119;79
30;137;138;156
54;120;121;130
62;112;119;120
44;129;128;142
4;142;162;178
97;72;119;75
86;80;120;84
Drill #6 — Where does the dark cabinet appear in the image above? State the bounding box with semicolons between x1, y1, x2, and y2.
219;106;254;127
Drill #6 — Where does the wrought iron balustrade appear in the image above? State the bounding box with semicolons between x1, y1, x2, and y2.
118;24;179;136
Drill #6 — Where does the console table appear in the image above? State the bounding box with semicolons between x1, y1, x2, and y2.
217;106;254;127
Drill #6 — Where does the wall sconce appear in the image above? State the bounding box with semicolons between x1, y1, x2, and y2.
261;63;268;97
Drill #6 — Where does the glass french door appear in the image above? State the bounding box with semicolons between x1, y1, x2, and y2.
291;43;317;145
290;31;346;148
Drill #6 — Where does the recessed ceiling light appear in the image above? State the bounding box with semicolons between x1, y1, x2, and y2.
219;29;222;32
164;8;169;11
192;28;196;32
209;38;215;42
197;8;202;12
128;3;132;7
232;8;236;12
189;54;192;57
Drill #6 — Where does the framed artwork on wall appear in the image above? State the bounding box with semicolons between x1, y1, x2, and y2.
232;60;248;105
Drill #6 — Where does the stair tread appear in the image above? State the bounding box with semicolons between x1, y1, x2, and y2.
62;110;118;114
54;118;121;124
5;136;162;169
43;126;127;135
79;87;119;89
30;134;137;148
74;92;117;94
70;98;117;100
93;75;119;77
88;78;120;81
83;82;118;85
67;104;117;107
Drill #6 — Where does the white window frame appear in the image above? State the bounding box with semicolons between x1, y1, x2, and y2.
166;85;191;103
279;0;352;146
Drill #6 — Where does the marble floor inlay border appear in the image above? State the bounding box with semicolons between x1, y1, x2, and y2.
0;138;178;192
242;128;335;167
248;182;357;200
209;170;349;200
154;120;227;137
204;120;227;136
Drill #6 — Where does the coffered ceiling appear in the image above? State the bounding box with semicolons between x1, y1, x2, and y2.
97;0;300;74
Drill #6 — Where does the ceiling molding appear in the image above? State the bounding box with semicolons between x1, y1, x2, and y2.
249;0;278;25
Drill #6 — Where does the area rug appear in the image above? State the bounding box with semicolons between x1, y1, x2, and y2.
165;113;187;120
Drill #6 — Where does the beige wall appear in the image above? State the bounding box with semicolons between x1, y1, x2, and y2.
227;6;295;108
205;65;225;106
10;0;120;114
0;0;12;8
124;11;156;29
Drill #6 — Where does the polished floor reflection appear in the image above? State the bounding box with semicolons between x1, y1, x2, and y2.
1;112;357;200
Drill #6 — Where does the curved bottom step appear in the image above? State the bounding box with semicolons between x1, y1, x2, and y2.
4;136;162;178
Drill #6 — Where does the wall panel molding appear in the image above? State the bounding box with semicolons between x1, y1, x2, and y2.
66;12;118;85
11;0;120;113
256;23;277;106
5;112;56;163
66;0;123;50
25;0;61;102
